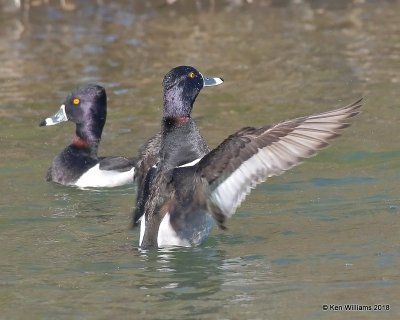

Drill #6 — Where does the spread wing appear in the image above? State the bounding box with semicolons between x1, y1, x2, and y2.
196;99;362;220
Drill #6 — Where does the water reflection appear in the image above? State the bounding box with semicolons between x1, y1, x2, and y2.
129;246;282;317
135;247;224;296
1;0;397;109
43;184;134;219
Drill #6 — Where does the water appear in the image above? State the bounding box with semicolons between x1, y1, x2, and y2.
1;0;399;319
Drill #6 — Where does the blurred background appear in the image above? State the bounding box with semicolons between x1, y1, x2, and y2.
0;0;399;319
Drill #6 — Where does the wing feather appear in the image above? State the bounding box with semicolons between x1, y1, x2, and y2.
197;99;362;220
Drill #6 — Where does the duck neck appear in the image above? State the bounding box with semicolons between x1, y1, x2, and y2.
162;86;196;119
163;115;191;126
72;122;103;156
160;117;209;170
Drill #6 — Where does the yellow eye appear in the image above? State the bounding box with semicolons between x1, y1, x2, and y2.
188;72;196;79
73;98;80;105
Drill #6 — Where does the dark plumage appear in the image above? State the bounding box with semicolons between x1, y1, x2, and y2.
40;84;136;187
136;66;362;249
133;66;223;227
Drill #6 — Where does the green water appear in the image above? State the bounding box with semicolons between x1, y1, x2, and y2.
1;1;399;319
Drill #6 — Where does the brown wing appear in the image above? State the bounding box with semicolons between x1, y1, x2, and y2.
197;99;362;218
133;132;162;226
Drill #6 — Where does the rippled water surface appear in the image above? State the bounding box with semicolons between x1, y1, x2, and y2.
1;0;399;319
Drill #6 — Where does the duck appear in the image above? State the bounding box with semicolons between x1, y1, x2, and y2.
136;67;362;249
39;84;136;188
132;66;224;227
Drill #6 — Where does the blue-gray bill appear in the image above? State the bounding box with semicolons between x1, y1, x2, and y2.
39;104;68;127
203;76;224;87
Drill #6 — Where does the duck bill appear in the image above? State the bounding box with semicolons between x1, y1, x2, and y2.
39;104;68;127
201;74;224;87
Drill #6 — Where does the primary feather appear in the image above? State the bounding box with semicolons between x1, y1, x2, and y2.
197;98;362;220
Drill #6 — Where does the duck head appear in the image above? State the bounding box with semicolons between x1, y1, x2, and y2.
162;66;223;120
40;84;107;145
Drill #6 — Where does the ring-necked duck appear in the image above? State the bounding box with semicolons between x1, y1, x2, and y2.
136;67;362;249
40;84;136;188
132;66;223;228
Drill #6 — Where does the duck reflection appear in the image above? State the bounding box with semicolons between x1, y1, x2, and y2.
134;246;225;299
131;242;276;309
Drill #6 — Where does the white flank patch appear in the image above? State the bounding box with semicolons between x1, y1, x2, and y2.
139;216;146;246
157;213;190;248
74;164;135;188
177;157;202;168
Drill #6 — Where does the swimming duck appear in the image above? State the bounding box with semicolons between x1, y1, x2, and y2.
39;84;136;188
136;67;362;248
132;66;224;227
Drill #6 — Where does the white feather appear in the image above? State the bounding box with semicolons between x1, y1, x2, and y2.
139;215;146;246
74;164;134;188
211;152;266;217
209;104;359;217
177;157;202;168
157;213;191;248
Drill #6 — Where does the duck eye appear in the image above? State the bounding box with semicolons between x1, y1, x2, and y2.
73;98;80;105
188;72;196;79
